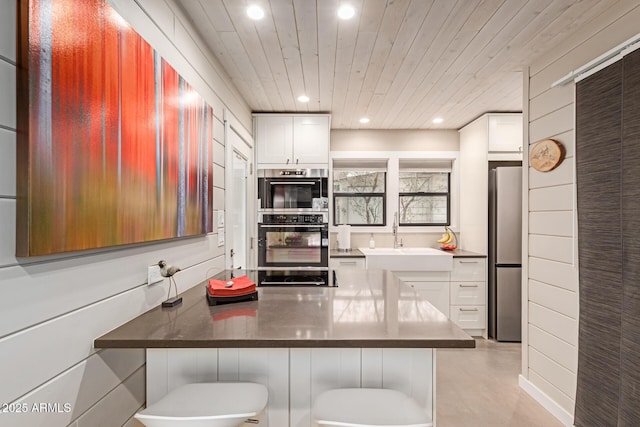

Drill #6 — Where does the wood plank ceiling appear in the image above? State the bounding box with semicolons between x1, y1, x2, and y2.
175;0;615;129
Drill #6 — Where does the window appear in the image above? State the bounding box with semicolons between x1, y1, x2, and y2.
398;160;451;226
333;160;387;226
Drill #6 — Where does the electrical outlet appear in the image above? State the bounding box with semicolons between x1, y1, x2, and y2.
217;210;225;228
148;264;163;285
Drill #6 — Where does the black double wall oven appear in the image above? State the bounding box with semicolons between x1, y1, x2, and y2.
257;169;330;286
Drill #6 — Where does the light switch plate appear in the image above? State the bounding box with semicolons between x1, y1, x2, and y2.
217;210;225;228
148;264;163;286
217;228;225;246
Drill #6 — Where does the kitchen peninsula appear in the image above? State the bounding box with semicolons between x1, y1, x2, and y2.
95;269;475;426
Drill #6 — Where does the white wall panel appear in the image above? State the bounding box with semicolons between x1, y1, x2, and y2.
529;279;578;319
213;163;225;189
529;211;574;237
214;186;225;210
0;128;16;197
0;60;16;129
529;156;574;189
529;85;573;122
214;115;226;145
529;184;574;211
529;302;577;346
0;240;222;336
0;274;185;404
214;140;225;167
528;370;575;414
529;235;574;264
529;325;578;373
0;199;16;265
290;349;312;427
529;348;576;398
529;257;577;292
0;349;143;427
0;1;15;62
75;367;146;427
529;104;574;144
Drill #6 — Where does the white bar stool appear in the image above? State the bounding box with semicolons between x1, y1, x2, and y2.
312;388;433;427
135;382;268;427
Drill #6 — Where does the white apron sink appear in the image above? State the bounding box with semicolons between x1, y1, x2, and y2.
359;247;454;271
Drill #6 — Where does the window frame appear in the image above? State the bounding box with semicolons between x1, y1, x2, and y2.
398;172;451;226
332;171;387;227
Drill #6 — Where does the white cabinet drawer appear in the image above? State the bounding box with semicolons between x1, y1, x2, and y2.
405;281;450;317
394;271;450;282
450;258;486;281
329;257;366;270
450;305;486;329
450;281;486;305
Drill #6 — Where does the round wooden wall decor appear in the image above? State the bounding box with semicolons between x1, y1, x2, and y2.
530;139;564;172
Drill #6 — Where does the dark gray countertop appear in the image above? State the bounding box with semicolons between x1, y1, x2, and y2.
330;247;486;258
94;269;474;349
330;248;365;258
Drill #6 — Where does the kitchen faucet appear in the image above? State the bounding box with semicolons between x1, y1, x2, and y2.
393;212;403;248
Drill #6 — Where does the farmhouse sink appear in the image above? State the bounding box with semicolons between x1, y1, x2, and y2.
359;247;454;271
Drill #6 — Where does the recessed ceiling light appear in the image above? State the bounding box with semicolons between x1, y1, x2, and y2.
246;5;265;20
432;117;444;124
297;95;310;102
359;117;370;124
337;4;356;20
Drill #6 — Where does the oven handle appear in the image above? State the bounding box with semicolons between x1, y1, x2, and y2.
269;181;316;185
259;224;326;228
260;281;326;286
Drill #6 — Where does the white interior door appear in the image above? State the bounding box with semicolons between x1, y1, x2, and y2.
231;151;247;268
225;113;254;270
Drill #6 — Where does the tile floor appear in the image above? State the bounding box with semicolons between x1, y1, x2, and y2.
437;338;565;427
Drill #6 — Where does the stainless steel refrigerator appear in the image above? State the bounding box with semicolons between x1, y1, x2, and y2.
489;166;522;342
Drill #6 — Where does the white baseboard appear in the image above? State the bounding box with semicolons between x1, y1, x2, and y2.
519;375;575;427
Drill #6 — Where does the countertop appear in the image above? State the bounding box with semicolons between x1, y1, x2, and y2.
94;269;474;349
330;248;365;258
330;247;485;258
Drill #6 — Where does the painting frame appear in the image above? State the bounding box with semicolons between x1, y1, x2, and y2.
16;0;214;257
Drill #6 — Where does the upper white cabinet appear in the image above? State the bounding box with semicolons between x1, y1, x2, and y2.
255;114;330;166
488;114;523;153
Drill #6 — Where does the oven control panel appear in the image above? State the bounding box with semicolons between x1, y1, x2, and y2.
260;214;325;224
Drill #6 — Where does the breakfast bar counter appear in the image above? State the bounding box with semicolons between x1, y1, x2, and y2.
95;269;474;427
95;268;474;349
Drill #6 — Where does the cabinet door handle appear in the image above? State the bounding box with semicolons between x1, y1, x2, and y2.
459;308;479;312
286;158;290;164
296;158;299;164
459;284;478;288
459;260;479;264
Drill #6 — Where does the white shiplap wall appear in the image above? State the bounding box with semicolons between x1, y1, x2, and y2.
523;3;640;425
0;0;251;425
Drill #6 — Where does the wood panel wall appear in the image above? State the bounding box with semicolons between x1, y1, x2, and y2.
0;0;251;425
525;3;640;425
574;48;640;427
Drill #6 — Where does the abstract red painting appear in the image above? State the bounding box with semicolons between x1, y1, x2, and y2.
16;0;214;256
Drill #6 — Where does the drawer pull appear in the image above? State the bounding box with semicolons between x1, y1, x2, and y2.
340;261;357;266
459;308;479;312
458;284;479;288
459;260;479;264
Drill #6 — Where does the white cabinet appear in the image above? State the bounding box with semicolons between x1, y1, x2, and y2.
396;271;450;318
407;281;450;317
450;305;487;330
449;258;486;332
488;114;523;153
255;115;330;166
